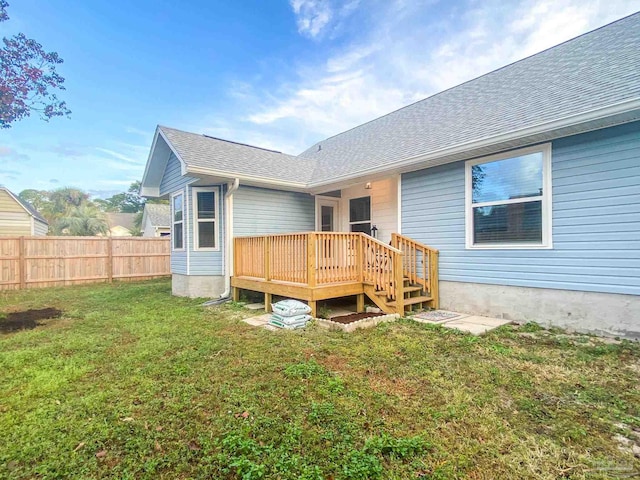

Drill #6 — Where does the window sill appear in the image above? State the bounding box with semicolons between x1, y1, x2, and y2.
466;243;553;250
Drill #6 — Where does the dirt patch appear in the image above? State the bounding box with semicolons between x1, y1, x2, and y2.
329;312;385;324
0;308;62;333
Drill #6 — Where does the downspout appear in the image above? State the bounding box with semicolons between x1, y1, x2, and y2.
217;178;240;300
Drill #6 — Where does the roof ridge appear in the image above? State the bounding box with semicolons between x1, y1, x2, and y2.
201;134;284;154
159;125;292;156
303;11;640;153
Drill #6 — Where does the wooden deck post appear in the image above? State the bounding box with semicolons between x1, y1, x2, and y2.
265;292;273;312
307;232;316;287
394;251;405;316
232;287;240;302
18;236;26;290
431;250;439;309
357;234;364;283
308;300;317;318
264;236;271;281
356;293;365;313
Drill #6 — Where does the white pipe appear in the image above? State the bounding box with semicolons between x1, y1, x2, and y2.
219;178;240;299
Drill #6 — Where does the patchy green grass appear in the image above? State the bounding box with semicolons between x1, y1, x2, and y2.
1;280;639;479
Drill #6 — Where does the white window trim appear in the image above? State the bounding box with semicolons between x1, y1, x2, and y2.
315;196;340;232
465;143;553;250
349;196;371;231
192;186;220;252
171;190;185;251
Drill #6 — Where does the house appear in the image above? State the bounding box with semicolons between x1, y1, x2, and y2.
0;186;49;236
105;213;137;237
141;14;640;338
141;203;170;237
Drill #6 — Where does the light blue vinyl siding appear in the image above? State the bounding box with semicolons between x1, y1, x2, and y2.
159;153;197;197
401;121;640;296
233;186;315;236
159;153;197;274
188;184;224;276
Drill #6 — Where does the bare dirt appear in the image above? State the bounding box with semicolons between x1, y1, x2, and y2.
0;308;62;333
328;312;385;324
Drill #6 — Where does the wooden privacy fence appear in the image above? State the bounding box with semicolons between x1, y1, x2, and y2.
0;236;170;291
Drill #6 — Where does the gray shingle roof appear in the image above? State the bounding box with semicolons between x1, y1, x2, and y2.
299;12;640;183
159;126;317;184
154;13;640;188
144;203;170;227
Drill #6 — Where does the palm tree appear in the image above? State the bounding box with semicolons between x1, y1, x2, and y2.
57;203;109;236
42;187;90;230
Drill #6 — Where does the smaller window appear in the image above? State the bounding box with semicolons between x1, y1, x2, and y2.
349;196;371;235
193;188;218;250
172;192;184;250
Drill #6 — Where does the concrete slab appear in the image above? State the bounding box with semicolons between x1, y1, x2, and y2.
445;321;496;335
245;303;266;311
460;316;512;327
409;309;511;335
242;314;271;326
412;310;465;324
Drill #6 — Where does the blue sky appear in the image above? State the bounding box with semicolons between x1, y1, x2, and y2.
1;0;639;198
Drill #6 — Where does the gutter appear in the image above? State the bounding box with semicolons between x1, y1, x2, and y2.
185;166;308;191
219;178;240;300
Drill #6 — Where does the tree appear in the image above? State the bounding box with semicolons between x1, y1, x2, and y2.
57;203;108;236
95;181;146;213
18;188;48;211
0;1;70;128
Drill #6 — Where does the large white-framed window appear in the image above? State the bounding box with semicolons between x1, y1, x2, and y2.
465;143;552;249
171;191;185;251
192;187;219;251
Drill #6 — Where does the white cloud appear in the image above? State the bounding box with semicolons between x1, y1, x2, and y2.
290;0;334;38
246;0;640;147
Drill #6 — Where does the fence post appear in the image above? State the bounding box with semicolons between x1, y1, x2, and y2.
18;236;26;289
107;237;113;283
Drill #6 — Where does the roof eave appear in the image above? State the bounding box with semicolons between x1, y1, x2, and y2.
140;127;189;198
185;166;309;192
307;97;640;192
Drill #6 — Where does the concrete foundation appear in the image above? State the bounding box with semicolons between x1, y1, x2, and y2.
439;281;640;339
172;274;225;299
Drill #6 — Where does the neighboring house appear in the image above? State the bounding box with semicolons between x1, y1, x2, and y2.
105;213;137;237
141;14;640;338
141;203;171;237
0;186;49;236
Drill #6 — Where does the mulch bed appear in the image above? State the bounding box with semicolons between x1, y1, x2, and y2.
0;308;62;333
328;312;385;324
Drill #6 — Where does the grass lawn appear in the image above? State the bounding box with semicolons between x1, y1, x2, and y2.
1;279;639;479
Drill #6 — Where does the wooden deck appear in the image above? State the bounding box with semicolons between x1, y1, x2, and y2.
231;232;438;317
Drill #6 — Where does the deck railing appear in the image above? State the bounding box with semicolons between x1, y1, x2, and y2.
234;232;404;300
391;233;439;304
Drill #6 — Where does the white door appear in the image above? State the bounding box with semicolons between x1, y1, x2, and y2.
316;197;339;232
